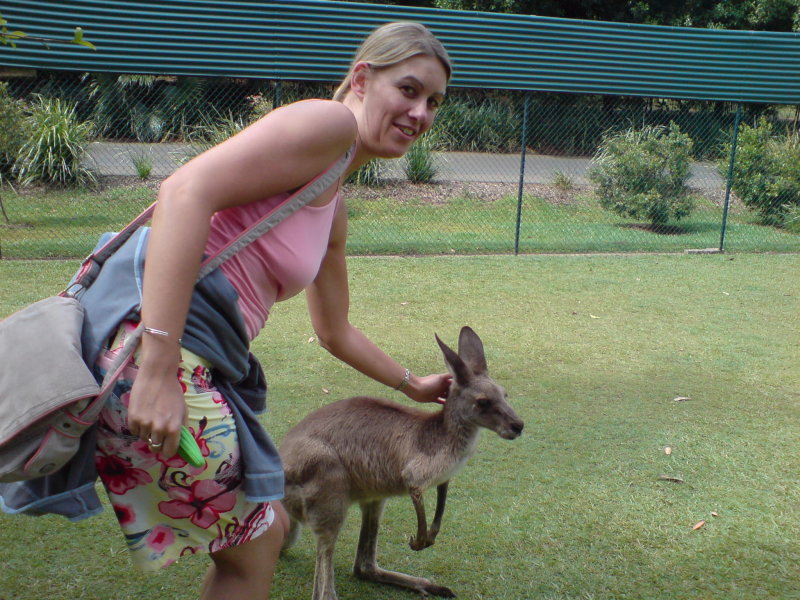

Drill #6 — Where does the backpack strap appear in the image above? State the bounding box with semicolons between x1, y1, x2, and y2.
198;144;353;278
79;323;146;423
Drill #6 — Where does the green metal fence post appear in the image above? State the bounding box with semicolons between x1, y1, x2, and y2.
719;104;743;252
273;80;283;108
514;93;530;255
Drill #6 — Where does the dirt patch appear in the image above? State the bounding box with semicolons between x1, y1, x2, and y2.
345;180;734;210
345;180;594;205
345;181;512;203
94;175;164;193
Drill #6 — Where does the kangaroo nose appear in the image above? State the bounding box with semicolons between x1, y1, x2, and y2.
511;421;524;436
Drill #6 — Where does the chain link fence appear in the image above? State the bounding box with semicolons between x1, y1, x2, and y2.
1;70;799;259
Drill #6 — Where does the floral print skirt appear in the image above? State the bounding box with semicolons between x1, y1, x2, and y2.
94;321;274;571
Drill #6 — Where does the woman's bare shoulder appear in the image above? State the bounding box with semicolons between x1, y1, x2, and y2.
269;99;357;146
162;99;356;208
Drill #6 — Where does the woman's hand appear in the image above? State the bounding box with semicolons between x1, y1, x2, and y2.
405;372;452;405
126;358;187;459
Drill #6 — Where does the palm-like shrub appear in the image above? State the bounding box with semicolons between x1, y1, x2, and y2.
589;122;695;228
178;111;252;166
87;74;212;142
404;133;438;183
346;159;384;186
180;94;274;165
430;95;519;153
15;95;95;186
87;74;162;141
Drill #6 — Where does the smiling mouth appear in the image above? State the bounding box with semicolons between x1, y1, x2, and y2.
397;125;416;137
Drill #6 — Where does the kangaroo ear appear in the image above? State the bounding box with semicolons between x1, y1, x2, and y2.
457;326;487;375
436;333;471;385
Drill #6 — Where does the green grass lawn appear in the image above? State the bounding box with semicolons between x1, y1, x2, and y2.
1;254;798;599
0;184;155;259
1;183;797;258
351;192;800;254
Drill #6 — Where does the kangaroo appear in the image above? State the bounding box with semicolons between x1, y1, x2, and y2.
279;326;524;600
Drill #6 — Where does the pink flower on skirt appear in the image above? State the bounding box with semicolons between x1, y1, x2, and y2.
159;480;237;529
210;390;232;416
112;502;136;526
146;524;176;552
191;365;213;392
176;367;188;394
96;455;154;495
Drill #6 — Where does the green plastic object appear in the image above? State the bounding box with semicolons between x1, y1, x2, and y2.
178;426;205;467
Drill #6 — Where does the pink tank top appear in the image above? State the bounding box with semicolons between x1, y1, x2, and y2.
205;190;342;340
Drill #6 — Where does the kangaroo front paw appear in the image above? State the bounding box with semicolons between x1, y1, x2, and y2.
409;534;435;551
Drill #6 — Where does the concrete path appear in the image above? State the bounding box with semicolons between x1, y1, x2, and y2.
86;142;724;189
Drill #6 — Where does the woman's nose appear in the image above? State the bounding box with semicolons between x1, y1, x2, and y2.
408;99;431;124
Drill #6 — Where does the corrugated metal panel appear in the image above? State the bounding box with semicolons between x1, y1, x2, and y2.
1;0;799;103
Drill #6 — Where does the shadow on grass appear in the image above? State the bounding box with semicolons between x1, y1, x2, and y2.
619;222;720;236
0;222;34;229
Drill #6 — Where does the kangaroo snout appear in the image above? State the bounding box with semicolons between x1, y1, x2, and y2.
492;406;524;439
499;416;524;440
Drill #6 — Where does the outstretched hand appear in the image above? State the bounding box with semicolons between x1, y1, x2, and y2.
407;372;452;405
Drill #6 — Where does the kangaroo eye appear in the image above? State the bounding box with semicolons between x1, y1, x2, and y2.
476;398;491;409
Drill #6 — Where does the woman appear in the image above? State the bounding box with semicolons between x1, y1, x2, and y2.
97;21;453;599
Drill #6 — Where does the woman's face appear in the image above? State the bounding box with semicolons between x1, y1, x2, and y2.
354;54;448;159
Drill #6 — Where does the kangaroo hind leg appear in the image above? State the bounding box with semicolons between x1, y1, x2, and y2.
302;465;351;600
353;499;455;598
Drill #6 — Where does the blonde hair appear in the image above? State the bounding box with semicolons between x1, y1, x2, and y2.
333;22;452;102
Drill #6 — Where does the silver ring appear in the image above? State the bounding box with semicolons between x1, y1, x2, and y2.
148;437;163;449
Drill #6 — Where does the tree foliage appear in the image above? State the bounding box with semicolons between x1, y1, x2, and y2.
0;82;30;186
428;0;800;31
1;12;95;49
725;117;800;226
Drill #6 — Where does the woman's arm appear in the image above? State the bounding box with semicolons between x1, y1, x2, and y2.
306;203;451;404
128;100;358;457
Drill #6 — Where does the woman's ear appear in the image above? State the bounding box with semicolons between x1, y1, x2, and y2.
350;62;371;100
